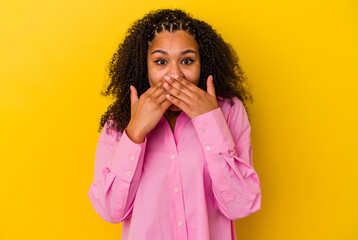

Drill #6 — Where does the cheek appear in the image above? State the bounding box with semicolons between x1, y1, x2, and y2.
183;67;200;85
148;69;163;87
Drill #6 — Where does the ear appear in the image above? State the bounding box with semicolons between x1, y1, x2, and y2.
206;75;216;98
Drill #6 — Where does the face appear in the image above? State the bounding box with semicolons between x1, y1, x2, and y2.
147;30;201;112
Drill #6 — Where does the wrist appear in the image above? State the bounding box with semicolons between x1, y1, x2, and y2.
126;124;145;144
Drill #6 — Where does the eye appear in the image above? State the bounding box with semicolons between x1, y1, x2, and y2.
182;58;194;65
154;59;167;65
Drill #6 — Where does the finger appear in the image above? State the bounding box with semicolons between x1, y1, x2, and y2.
130;85;138;108
160;98;173;111
142;79;163;97
165;75;195;97
155;89;169;104
151;81;167;98
163;77;193;105
152;88;172;111
169;74;200;93
206;75;216;97
165;93;190;112
148;82;171;108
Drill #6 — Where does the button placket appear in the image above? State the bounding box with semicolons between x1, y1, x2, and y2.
164;120;188;240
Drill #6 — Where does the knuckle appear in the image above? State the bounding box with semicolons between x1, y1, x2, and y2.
145;96;154;104
193;94;200;102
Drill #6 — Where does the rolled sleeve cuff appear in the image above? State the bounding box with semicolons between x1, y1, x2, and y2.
191;107;235;154
108;128;147;183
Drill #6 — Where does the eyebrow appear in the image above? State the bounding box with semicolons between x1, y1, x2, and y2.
151;49;197;56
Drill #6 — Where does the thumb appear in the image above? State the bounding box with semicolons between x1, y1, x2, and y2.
206;75;216;97
130;85;138;108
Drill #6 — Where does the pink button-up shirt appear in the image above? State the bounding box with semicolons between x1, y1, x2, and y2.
88;96;261;240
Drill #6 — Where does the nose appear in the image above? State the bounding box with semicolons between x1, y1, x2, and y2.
167;62;184;78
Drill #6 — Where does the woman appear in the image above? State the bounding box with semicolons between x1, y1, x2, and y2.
88;8;261;240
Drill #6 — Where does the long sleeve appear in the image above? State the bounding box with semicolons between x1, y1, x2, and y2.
191;97;261;220
87;121;147;223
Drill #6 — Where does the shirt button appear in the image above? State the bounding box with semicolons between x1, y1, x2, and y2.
171;154;175;159
130;155;135;160
199;129;204;133
126;171;131;176
174;187;178;192
206;145;211;150
178;221;182;226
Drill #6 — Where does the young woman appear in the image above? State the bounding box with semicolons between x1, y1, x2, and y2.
88;9;261;240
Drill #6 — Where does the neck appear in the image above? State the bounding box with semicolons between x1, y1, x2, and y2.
164;109;182;120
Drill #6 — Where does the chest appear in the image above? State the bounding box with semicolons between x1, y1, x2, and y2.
140;119;210;192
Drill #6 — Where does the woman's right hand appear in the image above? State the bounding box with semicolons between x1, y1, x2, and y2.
126;79;172;143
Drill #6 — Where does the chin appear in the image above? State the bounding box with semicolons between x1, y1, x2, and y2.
168;104;181;111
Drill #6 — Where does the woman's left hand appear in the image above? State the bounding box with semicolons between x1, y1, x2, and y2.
163;74;219;119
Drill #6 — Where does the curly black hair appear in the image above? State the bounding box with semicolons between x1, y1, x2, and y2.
98;8;253;134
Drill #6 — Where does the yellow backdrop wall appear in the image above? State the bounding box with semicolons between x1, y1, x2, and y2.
1;0;357;239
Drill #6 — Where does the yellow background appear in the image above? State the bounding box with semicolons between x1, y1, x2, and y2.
1;0;357;239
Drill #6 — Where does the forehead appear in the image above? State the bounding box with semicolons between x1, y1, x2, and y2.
148;30;199;52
